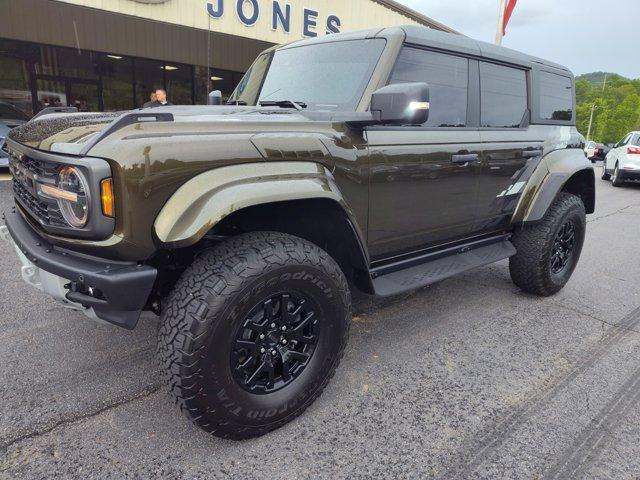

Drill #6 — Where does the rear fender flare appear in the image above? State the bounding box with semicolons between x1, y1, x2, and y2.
513;148;595;224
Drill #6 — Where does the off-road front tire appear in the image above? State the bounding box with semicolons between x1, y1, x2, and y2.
601;164;611;180
157;232;351;439
509;192;586;296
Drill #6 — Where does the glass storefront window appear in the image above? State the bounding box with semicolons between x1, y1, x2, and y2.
194;66;243;105
0;40;34;116
165;64;193;106
36;78;67;109
34;45;99;80
100;54;134;111
0;37;244;113
135;58;166;108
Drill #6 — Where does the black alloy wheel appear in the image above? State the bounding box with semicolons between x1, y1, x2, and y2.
157;231;351;439
550;220;576;274
231;292;319;394
509;192;586;296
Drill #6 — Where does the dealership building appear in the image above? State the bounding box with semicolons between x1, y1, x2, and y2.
0;0;452;115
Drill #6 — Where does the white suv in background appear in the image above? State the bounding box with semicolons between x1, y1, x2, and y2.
602;132;640;186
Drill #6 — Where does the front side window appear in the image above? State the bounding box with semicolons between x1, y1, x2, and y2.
229;39;386;111
389;47;468;127
480;62;527;128
539;72;573;121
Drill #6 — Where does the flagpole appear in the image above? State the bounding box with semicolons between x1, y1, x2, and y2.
495;0;506;45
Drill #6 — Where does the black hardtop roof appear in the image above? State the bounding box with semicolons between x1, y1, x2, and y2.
279;25;571;75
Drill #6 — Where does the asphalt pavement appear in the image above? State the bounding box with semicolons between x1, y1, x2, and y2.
1;165;640;479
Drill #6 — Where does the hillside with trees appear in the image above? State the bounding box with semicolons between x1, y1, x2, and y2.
576;72;640;145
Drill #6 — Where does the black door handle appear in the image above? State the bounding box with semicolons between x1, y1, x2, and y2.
522;149;543;158
452;153;479;164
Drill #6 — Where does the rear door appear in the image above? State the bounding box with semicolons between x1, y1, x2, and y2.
367;46;482;260
475;63;548;234
607;133;632;171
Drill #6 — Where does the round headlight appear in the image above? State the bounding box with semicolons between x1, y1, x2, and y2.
58;166;89;228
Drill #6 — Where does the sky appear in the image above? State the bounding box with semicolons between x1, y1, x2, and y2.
397;0;638;79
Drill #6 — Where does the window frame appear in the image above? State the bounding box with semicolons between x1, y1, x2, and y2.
373;42;534;132
371;43;479;131
478;60;530;130
385;45;473;129
530;66;575;126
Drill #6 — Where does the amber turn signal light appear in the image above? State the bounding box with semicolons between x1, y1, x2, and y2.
100;178;115;218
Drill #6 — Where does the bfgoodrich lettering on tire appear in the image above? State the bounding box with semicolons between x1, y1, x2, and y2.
509;192;586;296
157;232;351;439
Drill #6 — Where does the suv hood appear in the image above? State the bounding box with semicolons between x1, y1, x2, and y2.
7;106;333;155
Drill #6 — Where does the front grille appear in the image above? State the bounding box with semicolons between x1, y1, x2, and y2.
9;153;67;228
18;156;59;177
12;180;66;227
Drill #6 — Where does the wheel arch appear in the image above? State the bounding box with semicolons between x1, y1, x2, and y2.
209;198;374;293
514;148;595;224
153;162;373;293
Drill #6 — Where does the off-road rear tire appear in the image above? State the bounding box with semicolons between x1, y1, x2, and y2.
157;232;351;440
509;192;586;296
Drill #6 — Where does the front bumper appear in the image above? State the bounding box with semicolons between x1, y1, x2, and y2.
1;208;157;329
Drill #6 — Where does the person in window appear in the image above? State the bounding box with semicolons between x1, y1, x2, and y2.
145;89;173;108
142;91;157;108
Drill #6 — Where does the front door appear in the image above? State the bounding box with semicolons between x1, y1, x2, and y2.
367;130;482;260
366;46;481;261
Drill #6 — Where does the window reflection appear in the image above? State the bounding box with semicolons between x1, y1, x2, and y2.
0;37;244;113
0;39;34;116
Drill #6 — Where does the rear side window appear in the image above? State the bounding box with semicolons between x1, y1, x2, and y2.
480;62;527;128
539;72;573;121
390;47;468;127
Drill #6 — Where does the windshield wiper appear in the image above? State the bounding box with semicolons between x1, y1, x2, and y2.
259;100;307;111
226;100;247;105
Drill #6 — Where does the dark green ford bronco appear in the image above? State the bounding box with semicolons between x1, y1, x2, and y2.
1;26;594;439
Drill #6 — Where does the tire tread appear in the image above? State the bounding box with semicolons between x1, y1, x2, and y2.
157;231;351;439
509;192;585;296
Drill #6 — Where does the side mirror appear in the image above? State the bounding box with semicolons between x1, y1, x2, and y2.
208;90;222;106
371;82;430;125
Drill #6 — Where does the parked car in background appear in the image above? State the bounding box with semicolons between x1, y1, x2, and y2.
0;102;30;167
584;141;597;159
584;141;609;163
602;132;640;186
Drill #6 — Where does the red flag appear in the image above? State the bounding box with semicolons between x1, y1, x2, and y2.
503;0;517;35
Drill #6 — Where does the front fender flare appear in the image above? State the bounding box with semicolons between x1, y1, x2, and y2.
513;148;595;224
154;161;364;249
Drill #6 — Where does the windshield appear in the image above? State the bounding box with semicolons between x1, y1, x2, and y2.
229;39;386;111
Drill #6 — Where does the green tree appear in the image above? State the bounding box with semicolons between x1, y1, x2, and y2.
576;73;640;144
